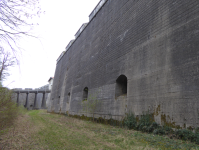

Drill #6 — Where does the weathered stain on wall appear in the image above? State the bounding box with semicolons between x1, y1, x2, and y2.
49;0;199;128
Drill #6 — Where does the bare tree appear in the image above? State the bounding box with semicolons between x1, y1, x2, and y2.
0;47;15;81
0;0;42;56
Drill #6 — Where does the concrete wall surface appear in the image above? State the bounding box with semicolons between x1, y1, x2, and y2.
50;0;199;128
47;79;54;111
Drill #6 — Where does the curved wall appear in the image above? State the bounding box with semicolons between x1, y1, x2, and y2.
50;0;199;128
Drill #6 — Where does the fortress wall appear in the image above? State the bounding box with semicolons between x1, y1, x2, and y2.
50;0;199;127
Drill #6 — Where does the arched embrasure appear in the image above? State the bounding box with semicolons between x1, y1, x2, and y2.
83;87;88;101
115;75;127;97
67;92;70;103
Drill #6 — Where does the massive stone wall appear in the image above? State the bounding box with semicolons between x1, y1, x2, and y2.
50;0;199;128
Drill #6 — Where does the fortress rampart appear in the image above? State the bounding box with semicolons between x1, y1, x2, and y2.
49;0;199;128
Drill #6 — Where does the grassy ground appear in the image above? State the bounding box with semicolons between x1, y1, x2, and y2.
0;110;199;150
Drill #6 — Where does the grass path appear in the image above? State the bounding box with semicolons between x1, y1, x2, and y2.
1;110;199;150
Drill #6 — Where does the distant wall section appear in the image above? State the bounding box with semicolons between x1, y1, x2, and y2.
13;85;50;110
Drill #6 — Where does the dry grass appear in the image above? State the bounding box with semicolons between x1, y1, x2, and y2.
0;113;43;149
1;110;199;150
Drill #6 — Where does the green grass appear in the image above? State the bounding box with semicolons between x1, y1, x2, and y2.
1;110;199;150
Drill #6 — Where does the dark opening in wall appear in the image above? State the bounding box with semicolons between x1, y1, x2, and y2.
83;87;88;101
115;75;127;97
58;96;60;104
67;92;70;103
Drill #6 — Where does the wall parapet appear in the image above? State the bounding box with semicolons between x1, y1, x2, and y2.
56;0;108;64
13;84;50;91
89;0;108;21
65;40;75;52
56;51;65;63
75;23;88;38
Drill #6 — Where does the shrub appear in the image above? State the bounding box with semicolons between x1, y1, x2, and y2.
153;128;166;135
175;129;196;141
163;125;173;135
123;113;137;129
195;127;199;133
146;125;155;133
0;87;18;133
137;113;153;131
122;112;199;145
195;132;199;144
151;122;159;128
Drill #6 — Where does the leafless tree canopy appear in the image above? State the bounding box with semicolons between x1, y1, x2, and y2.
0;0;41;84
0;0;41;54
0;47;15;81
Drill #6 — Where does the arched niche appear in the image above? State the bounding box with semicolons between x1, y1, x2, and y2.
115;75;127;97
83;87;88;101
67;92;70;103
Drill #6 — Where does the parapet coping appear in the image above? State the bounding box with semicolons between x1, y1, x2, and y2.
75;23;88;38
13;90;51;93
56;51;66;63
13;84;49;91
56;0;108;64
89;0;108;21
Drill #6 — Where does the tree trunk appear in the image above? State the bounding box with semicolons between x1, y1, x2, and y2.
0;67;3;81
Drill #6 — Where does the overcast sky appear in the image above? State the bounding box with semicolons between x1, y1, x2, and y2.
4;0;100;89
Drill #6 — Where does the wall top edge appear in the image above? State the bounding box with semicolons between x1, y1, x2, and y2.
89;0;108;21
75;23;88;38
13;84;50;91
56;0;108;64
56;51;66;63
65;40;75;51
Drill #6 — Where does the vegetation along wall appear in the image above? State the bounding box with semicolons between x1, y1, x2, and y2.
49;0;199;128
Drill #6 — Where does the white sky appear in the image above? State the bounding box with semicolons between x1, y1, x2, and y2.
4;0;100;89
